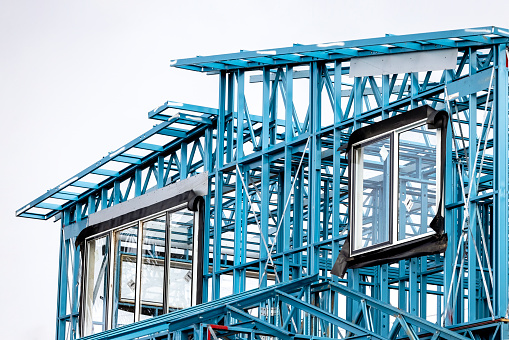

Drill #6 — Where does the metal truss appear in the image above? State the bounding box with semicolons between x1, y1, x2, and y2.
76;275;472;340
17;27;509;340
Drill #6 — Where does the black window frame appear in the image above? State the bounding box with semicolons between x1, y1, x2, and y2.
78;190;204;336
331;105;449;278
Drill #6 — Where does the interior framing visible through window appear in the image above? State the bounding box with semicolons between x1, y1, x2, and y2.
351;133;394;254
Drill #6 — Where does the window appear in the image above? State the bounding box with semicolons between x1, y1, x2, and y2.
140;215;167;318
351;120;440;255
80;195;203;337
166;209;195;311
397;125;438;241
111;225;138;327
83;235;109;335
351;135;392;252
332;105;448;277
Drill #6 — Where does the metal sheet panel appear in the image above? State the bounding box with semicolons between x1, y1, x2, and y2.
349;49;458;77
446;67;493;99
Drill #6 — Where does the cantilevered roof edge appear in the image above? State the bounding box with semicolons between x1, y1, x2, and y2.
171;26;509;72
16;103;217;220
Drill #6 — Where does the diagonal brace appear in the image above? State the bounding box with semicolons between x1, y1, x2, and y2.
275;290;385;340
226;305;293;340
329;282;470;340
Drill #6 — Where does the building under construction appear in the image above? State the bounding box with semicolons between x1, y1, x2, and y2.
17;27;509;340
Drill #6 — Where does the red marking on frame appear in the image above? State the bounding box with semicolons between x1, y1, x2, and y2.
207;324;229;340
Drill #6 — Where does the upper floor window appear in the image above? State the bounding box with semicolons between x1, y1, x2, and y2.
79;190;203;336
332;105;448;277
351;120;439;254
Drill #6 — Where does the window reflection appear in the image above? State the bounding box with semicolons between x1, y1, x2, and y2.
353;136;391;251
84;235;109;335
350;119;441;255
83;206;198;334
398;125;437;240
112;226;138;328
140;215;166;319
168;209;194;311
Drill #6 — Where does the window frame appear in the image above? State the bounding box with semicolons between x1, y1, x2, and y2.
81;201;203;336
395;120;442;244
349;118;442;256
82;232;110;336
350;132;394;255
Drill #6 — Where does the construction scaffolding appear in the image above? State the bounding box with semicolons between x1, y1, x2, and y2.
17;26;509;340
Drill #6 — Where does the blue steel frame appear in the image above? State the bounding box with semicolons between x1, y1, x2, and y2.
17;26;509;340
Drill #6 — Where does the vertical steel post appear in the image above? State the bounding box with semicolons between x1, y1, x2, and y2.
380;73;390;335
331;61;342;338
444;69;456;325
308;62;321;276
347;75;362;320
56;210;70;340
409;72;419;316
282;65;293;282
493;43;508;317
113;181;120;205
135;168;141;197
213;72;227;300
70;242;80;340
226;73;234;164
157;155;165;189
203;126;213;303
180;142;188;180
259;67;270;289
88;194;96;216
468;48;478;322
233;70;245;294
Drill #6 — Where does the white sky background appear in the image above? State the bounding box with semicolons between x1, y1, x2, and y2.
1;0;508;338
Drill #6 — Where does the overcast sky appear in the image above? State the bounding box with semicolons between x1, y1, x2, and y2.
1;0;509;338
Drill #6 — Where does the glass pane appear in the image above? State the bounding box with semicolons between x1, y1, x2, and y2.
84;235;109;335
140;215;166;320
398;125;437;240
112;226;138;328
167;209;194;311
353;136;391;251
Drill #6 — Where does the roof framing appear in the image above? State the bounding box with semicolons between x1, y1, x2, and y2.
171;26;509;72
16;102;216;220
17;26;509;221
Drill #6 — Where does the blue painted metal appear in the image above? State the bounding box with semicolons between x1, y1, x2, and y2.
17;27;509;340
171;27;509;73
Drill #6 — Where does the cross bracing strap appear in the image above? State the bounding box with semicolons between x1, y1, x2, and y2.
235;164;280;283
443;72;496;321
261;136;310;281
